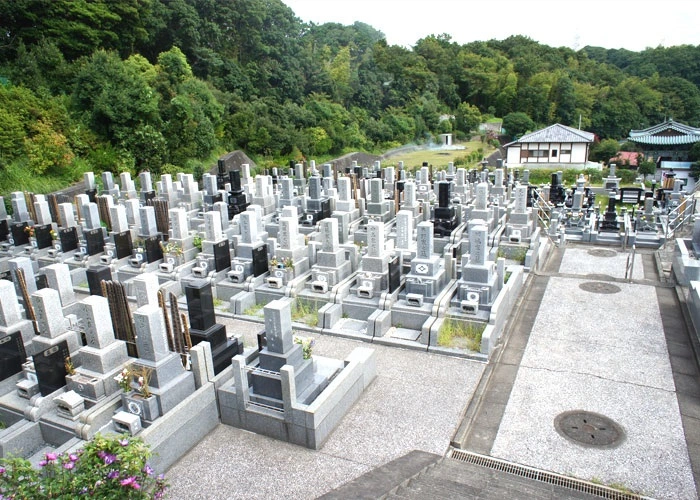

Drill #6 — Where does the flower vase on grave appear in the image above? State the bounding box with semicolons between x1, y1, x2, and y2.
66;373;105;402
121;391;159;422
268;258;295;287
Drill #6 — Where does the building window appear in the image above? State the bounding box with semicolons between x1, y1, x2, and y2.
531;150;548;158
561;149;571;155
551;150;558;157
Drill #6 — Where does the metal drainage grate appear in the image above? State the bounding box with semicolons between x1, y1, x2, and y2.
555;411;625;448
588;249;618;258
449;449;644;499
579;281;622;294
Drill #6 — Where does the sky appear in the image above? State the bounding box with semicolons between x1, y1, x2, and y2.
282;0;698;52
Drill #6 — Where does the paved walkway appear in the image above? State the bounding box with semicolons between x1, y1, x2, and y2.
454;244;700;499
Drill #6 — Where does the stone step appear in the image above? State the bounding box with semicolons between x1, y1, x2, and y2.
391;457;602;500
317;450;441;499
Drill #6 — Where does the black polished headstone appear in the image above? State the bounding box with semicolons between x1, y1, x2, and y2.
185;279;216;331
142;191;156;203
35;273;49;290
34;340;70;397
229;170;242;192
0;219;9;242
204;193;223;206
0;332;27;381
85;189;97;203
438;182;450;208
113;231;133;259
213;240;230;272
252;244;268;277
34;224;53;250
84;228;105;256
59;227;78;252
388;256;401;293
257;332;267;351
144;235;163;263
86;265;111;296
10;222;29;246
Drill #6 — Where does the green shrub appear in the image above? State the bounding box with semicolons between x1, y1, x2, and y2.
0;433;168;498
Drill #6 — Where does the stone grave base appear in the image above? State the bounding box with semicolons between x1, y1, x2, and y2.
673;238;700;285
218;347;376;450
0;417;81;465
155;261;197;286
215;273;267;302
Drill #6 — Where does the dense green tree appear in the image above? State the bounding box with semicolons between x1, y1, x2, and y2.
2;0;700;181
503;112;535;138
552;75;576;125
455;102;482;134
590;138;619;163
71;50;160;147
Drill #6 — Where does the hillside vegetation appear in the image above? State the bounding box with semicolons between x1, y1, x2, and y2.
1;0;699;195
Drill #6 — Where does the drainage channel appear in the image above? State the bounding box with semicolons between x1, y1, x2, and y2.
448;448;649;500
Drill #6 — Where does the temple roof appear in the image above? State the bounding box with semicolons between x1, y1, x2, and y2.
628;119;700;146
513;123;594;144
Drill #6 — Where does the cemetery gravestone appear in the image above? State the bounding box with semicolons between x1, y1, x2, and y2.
34;340;70;396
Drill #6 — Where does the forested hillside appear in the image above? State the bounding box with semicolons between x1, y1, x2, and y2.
1;0;699;185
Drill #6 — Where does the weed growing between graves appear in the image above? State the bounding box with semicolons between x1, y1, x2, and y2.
497;246;527;265
438;318;485;351
292;300;319;327
212;298;225;309
192;235;202;251
243;303;265;317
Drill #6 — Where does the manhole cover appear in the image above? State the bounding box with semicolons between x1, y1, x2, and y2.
554;411;625;448
578;281;621;294
588;249;617;258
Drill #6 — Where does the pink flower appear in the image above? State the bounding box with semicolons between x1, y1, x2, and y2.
107;470;119;479
38;460;48;467
120;476;141;489
103;453;117;465
63;462;75;470
69;453;79;462
119;438;129;447
45;452;58;461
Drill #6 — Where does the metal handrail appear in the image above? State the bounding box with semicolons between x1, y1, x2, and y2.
624;244;636;281
663;194;697;243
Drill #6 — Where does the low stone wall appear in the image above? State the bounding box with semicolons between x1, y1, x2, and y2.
481;265;525;356
673;238;700;285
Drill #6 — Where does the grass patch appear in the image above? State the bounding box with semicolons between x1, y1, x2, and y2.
292;300;319;328
437;318;485;351
384;141;495;171
212;297;225;309
243;302;265;317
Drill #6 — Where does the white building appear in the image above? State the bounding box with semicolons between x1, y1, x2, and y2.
505;123;595;167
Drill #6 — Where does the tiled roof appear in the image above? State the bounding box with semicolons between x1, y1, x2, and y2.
609;151;639;166
628;119;700;146
516;123;594;144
